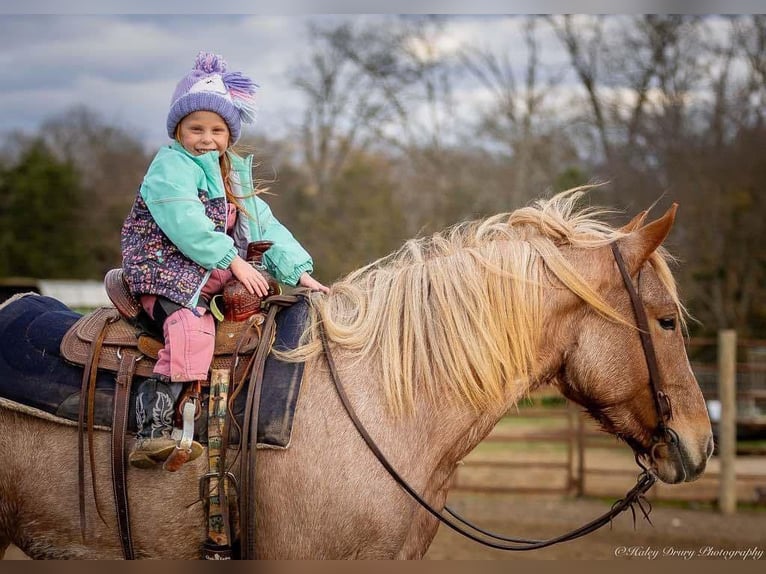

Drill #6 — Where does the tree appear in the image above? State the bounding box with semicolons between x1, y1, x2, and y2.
0;140;88;278
461;16;579;207
262;143;408;282
290;21;399;196
38;106;150;276
543;15;766;336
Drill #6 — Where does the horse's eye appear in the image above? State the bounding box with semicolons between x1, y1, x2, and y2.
658;316;676;331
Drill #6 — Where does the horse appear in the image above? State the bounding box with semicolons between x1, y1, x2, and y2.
0;189;713;559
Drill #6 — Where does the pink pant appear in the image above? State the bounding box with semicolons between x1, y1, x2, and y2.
141;269;232;382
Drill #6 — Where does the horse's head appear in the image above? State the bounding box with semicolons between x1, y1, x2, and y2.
552;205;713;484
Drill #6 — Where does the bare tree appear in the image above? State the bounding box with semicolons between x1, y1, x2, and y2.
293;17;469;231
39;106;149;274
547;15;614;165
460;16;575;205
732;15;766;130
291;20;412;196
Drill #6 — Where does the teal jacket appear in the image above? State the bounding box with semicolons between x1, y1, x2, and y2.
121;141;313;307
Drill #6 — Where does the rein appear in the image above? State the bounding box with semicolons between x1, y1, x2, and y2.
317;242;673;551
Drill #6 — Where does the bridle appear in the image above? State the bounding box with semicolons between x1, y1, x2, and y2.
317;242;675;551
610;243;676;452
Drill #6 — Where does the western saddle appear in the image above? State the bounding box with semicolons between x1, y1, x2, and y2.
62;267;300;560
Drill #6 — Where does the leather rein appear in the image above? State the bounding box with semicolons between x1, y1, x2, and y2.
317;242;675;551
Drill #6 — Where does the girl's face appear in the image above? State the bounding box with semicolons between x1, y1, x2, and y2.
177;111;230;156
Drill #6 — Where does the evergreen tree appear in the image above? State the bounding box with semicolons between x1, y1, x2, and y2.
0;140;88;278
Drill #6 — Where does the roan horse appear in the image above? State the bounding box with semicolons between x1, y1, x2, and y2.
0;190;712;559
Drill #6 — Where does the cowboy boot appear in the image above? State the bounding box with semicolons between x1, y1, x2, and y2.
129;378;202;469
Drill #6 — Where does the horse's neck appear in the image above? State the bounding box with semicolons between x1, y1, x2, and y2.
391;392;519;491
415;342;571;471
323;318;571;487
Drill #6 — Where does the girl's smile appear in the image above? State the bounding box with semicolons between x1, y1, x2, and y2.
177;110;230;156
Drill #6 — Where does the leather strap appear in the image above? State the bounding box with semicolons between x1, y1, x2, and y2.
611;243;672;430
111;349;139;560
236;292;302;559
239;304;279;560
77;315;117;540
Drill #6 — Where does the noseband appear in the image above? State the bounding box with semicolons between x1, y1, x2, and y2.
317;242;670;551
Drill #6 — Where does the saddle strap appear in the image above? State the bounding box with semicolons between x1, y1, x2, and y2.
78;315;117;541
239;302;281;560
111;349;139;560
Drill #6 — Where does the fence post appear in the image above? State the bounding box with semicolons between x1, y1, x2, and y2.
576;410;585;497
717;329;737;515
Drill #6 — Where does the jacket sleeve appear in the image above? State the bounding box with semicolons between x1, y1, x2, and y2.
141;152;237;270
251;195;314;286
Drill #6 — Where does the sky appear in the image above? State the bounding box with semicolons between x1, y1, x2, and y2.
0;8;756;150
0;15;335;147
0;14;583;149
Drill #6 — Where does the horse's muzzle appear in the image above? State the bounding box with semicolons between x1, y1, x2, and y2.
649;428;712;484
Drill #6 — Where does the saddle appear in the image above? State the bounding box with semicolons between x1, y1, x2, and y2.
63;268;266;381
60;305;264;382
63;267;305;560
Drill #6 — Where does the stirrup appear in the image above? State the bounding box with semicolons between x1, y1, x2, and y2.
164;398;203;472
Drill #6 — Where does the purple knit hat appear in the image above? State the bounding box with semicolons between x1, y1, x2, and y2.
166;51;257;143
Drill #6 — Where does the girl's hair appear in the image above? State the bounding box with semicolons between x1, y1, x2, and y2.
220;151;254;220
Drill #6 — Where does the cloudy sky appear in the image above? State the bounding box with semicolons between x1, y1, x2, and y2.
0;8;752;150
0;15;346;147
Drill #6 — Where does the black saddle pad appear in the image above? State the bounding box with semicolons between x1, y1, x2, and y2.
0;294;308;448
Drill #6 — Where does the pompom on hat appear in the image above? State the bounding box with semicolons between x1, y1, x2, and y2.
166;51;257;143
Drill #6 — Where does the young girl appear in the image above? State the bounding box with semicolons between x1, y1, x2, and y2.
121;52;328;470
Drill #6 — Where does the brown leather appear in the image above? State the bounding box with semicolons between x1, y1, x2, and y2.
239;303;281;560
222;241;280;322
77;313;115;541
111;349;139;560
68;293;303;559
162;446;190;472
104;269;142;320
174;381;202;427
61;307;264;381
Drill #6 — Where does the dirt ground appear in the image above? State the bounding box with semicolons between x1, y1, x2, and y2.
423;439;766;560
423;492;765;560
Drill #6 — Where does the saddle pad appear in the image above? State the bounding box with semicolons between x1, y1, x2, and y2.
0;293;308;448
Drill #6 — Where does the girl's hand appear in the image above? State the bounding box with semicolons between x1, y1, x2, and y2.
230;255;270;297
298;272;330;294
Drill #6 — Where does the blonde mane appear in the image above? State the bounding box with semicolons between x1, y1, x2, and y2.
288;188;683;416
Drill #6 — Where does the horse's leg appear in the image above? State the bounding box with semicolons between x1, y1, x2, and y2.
0;539;8;560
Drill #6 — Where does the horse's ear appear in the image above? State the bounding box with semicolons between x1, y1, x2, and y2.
619;210;648;233
619;204;677;275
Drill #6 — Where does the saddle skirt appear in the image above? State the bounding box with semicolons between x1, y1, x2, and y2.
0;293;309;448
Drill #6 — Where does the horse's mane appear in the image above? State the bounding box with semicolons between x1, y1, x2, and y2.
288;187;683;416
